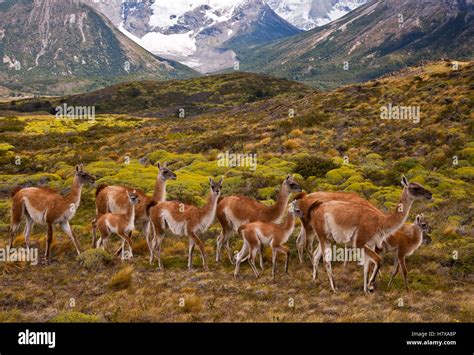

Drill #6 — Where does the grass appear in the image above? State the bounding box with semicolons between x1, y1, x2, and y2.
0;61;472;322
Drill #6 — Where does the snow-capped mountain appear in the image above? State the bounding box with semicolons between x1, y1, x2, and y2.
115;0;301;73
267;0;367;30
86;0;365;73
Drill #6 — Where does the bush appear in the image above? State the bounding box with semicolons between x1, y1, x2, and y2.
293;155;338;179
77;249;113;271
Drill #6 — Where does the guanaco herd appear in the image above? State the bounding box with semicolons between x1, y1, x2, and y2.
8;163;434;293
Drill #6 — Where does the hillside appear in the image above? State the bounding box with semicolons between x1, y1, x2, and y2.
0;0;197;96
238;0;474;89
0;61;472;322
0;72;312;118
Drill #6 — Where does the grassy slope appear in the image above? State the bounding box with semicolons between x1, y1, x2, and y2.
0;62;472;322
0;72;312;118
238;0;474;90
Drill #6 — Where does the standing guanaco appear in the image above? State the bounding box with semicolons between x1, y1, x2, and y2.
93;190;140;261
92;162;176;252
294;191;379;264
381;214;432;290
308;176;432;293
149;177;223;271
216;175;302;264
9;164;95;261
234;200;303;280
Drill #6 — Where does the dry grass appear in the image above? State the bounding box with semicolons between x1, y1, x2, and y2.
108;265;134;291
0;234;471;323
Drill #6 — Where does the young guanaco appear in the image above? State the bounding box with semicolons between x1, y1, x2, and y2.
234;200;303;280
149;177;223;271
93;190;140;261
382;213;432;290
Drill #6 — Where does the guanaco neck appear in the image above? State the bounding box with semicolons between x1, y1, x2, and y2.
126;201;136;225
66;175;83;208
410;224;423;249
266;182;290;222
281;212;296;244
382;187;413;235
199;191;219;221
153;175;167;202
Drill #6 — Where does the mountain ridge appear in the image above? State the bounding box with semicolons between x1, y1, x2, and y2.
0;0;197;96
237;0;474;89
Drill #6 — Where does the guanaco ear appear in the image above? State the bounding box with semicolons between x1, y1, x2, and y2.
75;165;80;173
219;176;223;185
415;215;421;223
79;163;84;172
401;175;409;187
163;162;167;168
209;177;213;185
286;174;291;181
157;162;162;170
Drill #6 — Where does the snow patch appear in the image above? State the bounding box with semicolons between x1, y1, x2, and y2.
149;0;240;29
119;24;197;61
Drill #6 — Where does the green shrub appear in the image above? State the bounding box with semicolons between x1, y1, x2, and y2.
293;155;337;179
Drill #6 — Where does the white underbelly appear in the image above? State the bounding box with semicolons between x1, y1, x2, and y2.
164;213;187;236
255;228;272;246
324;214;358;245
105;219;119;234
24;200;48;225
226;208;249;232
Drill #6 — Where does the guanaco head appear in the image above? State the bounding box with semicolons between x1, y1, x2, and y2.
75;164;95;185
283;174;302;193
127;190;140;205
289;200;304;218
415;213;432;244
158;162;177;180
401;176;432;200
209;176;223;196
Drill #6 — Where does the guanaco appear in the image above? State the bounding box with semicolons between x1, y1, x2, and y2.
234;200;303;280
308;176;432;293
92;162;176;252
216;175;302;264
149;177;223;271
94;190;140;261
294;191;379;264
9;164;95;261
381;214;432;290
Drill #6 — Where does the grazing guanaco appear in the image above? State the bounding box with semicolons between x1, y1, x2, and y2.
216;175;302;264
92;162;176;251
9;164;95;261
294;191;379;264
308;176;432;293
149;177;223;271
381;214;432;290
93;190;140;261
234;200;303;280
